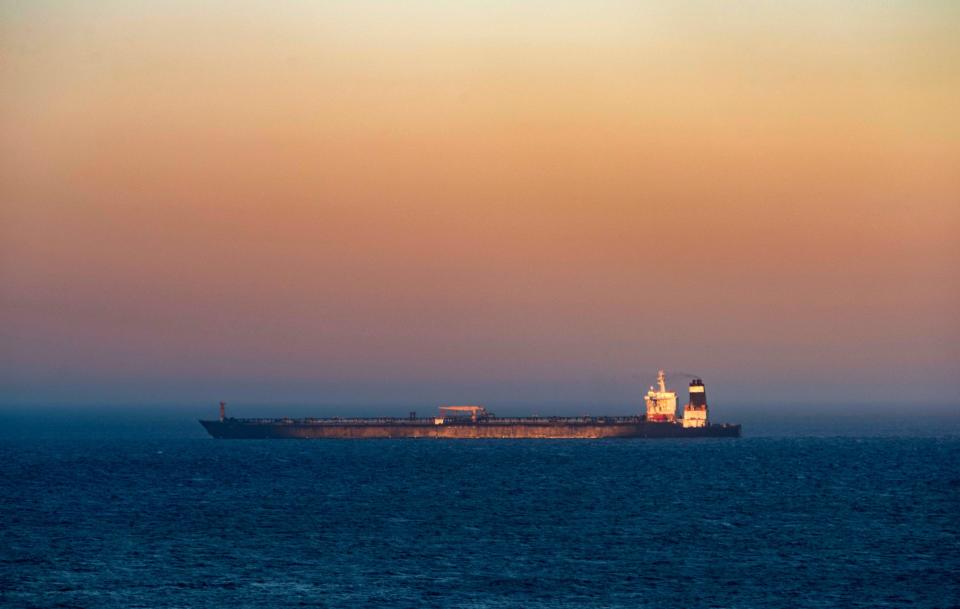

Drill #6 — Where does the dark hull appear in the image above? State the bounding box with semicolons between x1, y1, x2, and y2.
200;418;741;439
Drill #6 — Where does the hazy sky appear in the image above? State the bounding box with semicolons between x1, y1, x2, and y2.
2;1;958;408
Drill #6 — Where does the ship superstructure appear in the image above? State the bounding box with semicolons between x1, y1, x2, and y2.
200;371;740;439
644;370;678;422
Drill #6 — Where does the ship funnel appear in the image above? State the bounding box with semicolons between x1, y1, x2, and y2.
682;380;708;428
688;379;706;407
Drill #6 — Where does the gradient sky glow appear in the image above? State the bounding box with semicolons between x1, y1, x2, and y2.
2;1;958;407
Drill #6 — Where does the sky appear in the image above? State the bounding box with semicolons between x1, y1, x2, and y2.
1;1;958;409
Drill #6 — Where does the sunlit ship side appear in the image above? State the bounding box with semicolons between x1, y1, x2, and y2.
200;370;741;439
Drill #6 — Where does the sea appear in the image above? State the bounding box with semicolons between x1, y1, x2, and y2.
1;406;958;609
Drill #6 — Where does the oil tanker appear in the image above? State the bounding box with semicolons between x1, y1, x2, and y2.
200;371;741;439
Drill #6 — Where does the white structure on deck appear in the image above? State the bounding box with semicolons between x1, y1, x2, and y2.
436;405;487;424
644;370;678;422
682;406;708;427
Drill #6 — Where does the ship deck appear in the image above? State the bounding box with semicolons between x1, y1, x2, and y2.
218;415;653;426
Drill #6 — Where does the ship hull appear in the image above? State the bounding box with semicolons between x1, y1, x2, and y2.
200;418;741;440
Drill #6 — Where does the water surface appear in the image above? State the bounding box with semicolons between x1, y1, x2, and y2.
1;410;957;608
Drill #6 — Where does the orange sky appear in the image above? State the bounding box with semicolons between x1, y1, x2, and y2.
1;1;958;406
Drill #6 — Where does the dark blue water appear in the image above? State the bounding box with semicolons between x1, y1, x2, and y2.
1;412;958;608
